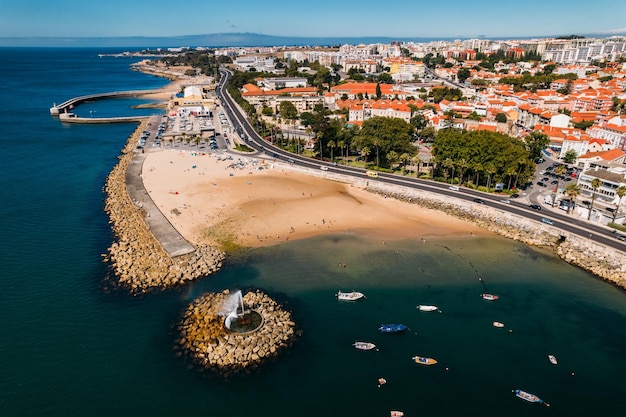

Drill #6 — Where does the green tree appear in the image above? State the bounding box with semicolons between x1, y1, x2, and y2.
612;185;626;223
278;101;298;120
387;150;399;171
352;116;416;168
524;131;550;161
410;113;428;131
457;68;471;84
327;140;336;162
562;149;578;164
588;178;602;220
495;113;507;123
564;183;582;214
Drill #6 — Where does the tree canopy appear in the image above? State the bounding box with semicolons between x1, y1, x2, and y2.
432;129;534;188
352;116;416;168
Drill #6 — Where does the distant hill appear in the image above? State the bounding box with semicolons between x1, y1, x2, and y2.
1;31;624;48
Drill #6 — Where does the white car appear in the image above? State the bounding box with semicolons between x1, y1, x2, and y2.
320;165;328;171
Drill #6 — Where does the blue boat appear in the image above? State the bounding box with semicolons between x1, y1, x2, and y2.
378;324;408;333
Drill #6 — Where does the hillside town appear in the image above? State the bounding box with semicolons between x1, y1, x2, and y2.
140;35;626;226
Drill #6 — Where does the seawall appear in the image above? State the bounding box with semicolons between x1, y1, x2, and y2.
101;121;225;294
365;182;626;290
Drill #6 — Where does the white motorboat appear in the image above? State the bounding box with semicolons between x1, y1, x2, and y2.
492;321;505;328
417;305;440;312
335;291;365;301
548;354;558;365
352;341;377;351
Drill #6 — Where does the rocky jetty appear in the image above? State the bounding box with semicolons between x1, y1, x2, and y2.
102;121;225;294
365;183;626;290
175;290;297;375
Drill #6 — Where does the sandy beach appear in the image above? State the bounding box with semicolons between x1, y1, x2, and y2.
142;150;486;249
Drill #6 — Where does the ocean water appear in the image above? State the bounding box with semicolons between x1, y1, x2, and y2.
0;48;624;417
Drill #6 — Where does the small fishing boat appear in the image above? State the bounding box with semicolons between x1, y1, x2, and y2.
548;354;558;365
390;411;404;417
412;356;438;365
352;341;377;351
417;305;439;312
513;389;550;406
482;293;499;301
377;377;387;387
492;321;505;328
378;324;408;333
335;291;365;301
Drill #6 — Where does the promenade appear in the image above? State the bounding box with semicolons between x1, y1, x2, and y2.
125;116;195;257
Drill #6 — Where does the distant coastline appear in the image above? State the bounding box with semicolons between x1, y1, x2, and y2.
2;31;625;48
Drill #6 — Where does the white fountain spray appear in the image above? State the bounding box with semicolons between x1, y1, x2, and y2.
219;290;245;329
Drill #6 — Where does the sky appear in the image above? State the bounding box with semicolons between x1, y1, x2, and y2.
1;0;625;40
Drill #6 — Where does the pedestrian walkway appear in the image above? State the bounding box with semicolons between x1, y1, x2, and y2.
125;117;196;257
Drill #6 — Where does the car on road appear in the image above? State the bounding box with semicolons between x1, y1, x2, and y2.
448;186;460;191
473;198;486;204
510;193;520;198
541;217;554;225
320;165;328;171
500;199;510;204
529;204;541;210
617;235;626;242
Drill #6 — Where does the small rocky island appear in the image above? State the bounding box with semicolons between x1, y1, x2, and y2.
175;290;298;375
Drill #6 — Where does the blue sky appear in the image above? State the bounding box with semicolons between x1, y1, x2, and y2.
1;0;625;39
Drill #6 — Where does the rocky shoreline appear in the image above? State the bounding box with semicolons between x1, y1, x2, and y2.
101;121;225;294
365;183;626;290
174;290;298;375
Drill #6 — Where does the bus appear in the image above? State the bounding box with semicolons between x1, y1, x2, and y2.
365;171;379;178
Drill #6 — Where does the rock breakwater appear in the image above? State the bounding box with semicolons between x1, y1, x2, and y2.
175;290;297;375
102;121;225;294
366;184;626;290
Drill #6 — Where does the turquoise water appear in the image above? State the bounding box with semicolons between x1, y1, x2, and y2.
0;48;624;417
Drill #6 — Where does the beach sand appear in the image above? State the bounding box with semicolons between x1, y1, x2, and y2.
142;150;486;249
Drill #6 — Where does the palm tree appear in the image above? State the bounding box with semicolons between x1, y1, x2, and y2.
360;146;371;165
564;183;581;214
443;158;455;183
612;185;626;223
337;140;345;163
473;162;483;188
400;152;411;175
412;154;423;178
457;158;469;186
386;151;399;172
373;137;383;168
513;158;527;189
505;166;517;191
588;178;602;220
485;163;496;193
328;140;336;162
552;165;567;206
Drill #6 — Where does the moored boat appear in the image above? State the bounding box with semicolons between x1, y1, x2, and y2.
492;321;505;328
390;411;404;417
412;355;437;365
513;389;550;406
335;291;365;301
417;305;439;312
548;354;558;365
352;341;377;351
378;324;408;333
482;293;499;301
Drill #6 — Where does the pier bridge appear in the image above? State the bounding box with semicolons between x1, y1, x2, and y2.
49;89;160;116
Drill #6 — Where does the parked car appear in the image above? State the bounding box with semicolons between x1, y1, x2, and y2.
510;193;520;198
529;204;541;210
536;182;546;187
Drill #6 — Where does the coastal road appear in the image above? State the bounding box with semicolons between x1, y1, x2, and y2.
215;68;625;253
